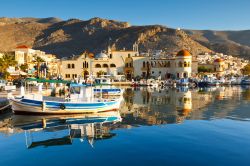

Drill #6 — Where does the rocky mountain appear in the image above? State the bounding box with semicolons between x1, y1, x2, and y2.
0;17;249;59
185;29;250;59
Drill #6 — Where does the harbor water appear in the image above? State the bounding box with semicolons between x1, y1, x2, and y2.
0;86;250;166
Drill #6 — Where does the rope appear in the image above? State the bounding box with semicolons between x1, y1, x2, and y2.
0;104;10;111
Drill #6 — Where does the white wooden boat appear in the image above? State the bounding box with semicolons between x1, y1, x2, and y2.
10;78;123;115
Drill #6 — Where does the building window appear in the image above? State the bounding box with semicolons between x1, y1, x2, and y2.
72;64;75;68
110;64;116;68
103;64;109;68
178;61;183;67
110;54;112;59
83;61;89;68
159;71;161;74
184;73;188;78
152;71;154;74
67;64;71;68
95;64;101;68
184;61;187;67
72;74;77;78
188;62;191;67
65;74;70;78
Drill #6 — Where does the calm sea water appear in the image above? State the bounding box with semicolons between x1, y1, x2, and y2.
1;86;250;166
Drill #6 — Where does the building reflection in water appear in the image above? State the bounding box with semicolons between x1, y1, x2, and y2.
120;86;250;125
121;87;195;125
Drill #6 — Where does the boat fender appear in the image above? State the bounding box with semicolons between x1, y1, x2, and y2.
60;104;66;110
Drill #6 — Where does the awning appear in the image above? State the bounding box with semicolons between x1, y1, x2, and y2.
25;78;71;84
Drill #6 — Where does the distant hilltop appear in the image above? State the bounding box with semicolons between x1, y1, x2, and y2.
0;17;250;59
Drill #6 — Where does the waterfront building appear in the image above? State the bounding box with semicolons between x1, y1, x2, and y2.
60;44;197;80
12;45;60;76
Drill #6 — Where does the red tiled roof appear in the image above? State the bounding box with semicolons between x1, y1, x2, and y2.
16;45;29;49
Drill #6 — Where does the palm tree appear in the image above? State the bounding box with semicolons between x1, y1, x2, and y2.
33;56;45;78
0;53;17;79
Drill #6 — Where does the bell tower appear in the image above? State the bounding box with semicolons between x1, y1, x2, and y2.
133;42;139;53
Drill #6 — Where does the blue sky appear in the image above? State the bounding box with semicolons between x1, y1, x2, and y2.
0;0;249;30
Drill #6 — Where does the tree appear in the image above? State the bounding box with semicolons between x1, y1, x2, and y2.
40;63;49;77
20;64;29;72
33;56;45;78
241;64;250;75
198;66;212;73
0;53;17;79
97;70;105;77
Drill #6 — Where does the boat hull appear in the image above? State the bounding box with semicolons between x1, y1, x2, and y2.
10;98;122;115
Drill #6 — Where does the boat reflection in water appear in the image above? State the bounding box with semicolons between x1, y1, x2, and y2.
11;111;121;149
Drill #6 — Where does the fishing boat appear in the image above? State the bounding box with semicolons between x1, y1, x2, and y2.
207;79;221;86
241;76;250;85
10;78;123;115
230;77;243;85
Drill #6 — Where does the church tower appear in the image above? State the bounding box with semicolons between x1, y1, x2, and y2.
133;42;139;53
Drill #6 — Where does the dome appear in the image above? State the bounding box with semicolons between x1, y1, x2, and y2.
214;58;224;63
176;50;191;57
95;52;108;59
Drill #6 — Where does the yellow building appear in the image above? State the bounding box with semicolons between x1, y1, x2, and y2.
60;45;197;80
214;58;225;76
61;45;139;80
